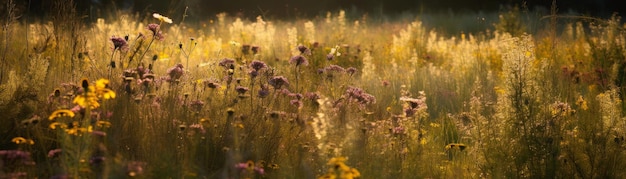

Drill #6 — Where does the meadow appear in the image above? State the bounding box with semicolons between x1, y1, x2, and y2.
1;4;626;179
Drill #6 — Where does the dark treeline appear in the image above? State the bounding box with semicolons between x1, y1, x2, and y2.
3;0;626;21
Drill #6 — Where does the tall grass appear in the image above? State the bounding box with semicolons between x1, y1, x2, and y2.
1;3;626;178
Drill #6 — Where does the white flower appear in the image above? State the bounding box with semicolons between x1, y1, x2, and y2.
153;13;173;24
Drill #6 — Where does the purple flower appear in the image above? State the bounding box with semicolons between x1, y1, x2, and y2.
288;93;303;100
241;44;251;54
268;76;289;89
258;85;270;98
147;24;164;40
305;92;320;101
346;67;357;75
249;60;268;71
206;81;221;89
92;131;107;137
251;45;260;54
235;86;249;94
166;63;184;82
326;54;334;60
344;86;376;108
297;45;311;55
289;55;308;67
290;99;302;108
48;149;62;158
324;65;345;73
219;58;235;68
111;36;129;51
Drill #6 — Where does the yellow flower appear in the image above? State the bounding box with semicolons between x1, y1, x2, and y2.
49;122;68;129
49;109;75;120
96;121;112;128
99;88;116;99
319;174;336;179
73;94;100;109
11;137;34;145
153;13;173;24
95;79;109;91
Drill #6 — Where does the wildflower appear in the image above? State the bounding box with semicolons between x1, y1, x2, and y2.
147;24;164;40
11;137;34;145
241;44;251;54
326;54;334;60
305;92;320;101
48;149;62;158
110;36;129;51
206;81;221;89
73;93;100;109
324;65;346;73
297;45;311;55
268;76;289;89
219;58;236;69
344;86;376;108
251;45;260;54
49;122;68;129
250;60;268;71
551;101;575;117
166;63;184;82
235;86;249;95
258;85;270;98
152;13;173;23
290;55;309;66
249;69;259;78
290;99;302;108
576;95;588;110
96;121;112;128
346;67;357;76
0;150;34;165
49;109;75;120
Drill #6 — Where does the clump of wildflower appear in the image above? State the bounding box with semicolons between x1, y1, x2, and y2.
290;55;308;67
343;86;376;109
0;150;34;165
551;101;574;117
576;95;588;110
399;91;427;117
324;65;346;73
71;78;116;110
166;63;184;82
110;36;129;52
269;76;289;89
319;157;360;179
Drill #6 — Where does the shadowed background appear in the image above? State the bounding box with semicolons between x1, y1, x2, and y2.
5;0;626;21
